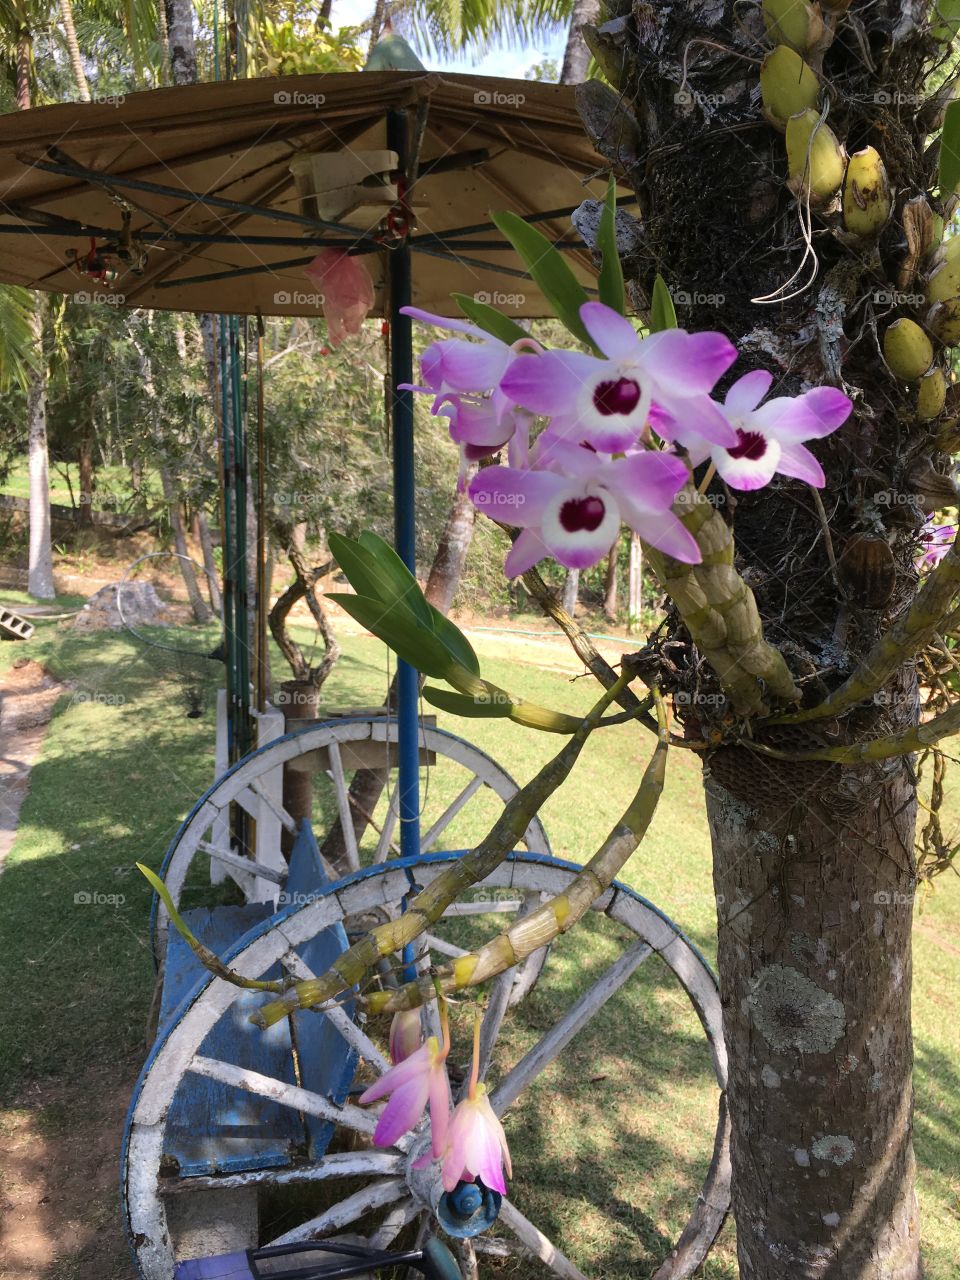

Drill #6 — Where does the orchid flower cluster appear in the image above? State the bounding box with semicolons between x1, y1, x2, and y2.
401;300;852;578
359;1003;512;1197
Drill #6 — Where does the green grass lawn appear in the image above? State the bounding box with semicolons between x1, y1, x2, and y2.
0;460;160;512
0;616;958;1278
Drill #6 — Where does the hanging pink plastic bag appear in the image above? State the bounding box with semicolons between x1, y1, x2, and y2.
304;249;375;346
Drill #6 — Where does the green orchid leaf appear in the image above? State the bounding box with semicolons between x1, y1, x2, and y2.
330;532;431;626
650;274;678;332
422;685;513;718
428;604;481;675
491;209;592;347
597;176;625;316
452;293;531;346
326;593;453;678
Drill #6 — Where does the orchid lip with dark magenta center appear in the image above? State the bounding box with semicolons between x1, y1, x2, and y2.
593;377;641;417
559;495;606;533
727;428;768;461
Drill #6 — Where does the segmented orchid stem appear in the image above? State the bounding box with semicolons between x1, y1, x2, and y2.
768;530;960;725
648;484;800;714
249;672;633;1029
748;698;960;763
365;692;670;1015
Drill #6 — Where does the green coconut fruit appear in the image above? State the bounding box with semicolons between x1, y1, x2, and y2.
786;109;846;204
883;318;934;380
917;368;947;420
927;299;960;345
841;147;892;238
926;237;960;303
760;46;820;131
763;0;826;52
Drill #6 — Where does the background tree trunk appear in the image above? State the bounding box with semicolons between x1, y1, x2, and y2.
561;567;579;616
627;531;642;634
77;433;95;529
603;544;618;621
560;0;599;86
59;0;90;101
594;1;940;1271
165;0;197;85
26;307;53;599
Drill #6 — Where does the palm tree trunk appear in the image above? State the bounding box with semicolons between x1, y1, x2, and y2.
59;0;90;100
560;0;599;86
598;2;936;1271
165;0;197;86
15;36;30;110
26;306;53;599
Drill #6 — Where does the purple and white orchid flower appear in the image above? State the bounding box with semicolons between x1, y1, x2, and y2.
686;369;852;490
499;302;739;454
470;440;699;576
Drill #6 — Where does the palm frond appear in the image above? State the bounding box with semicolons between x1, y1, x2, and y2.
0;284;39;392
389;0;571;61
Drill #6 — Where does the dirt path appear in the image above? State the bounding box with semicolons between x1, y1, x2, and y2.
0;1063;138;1280
0;660;67;871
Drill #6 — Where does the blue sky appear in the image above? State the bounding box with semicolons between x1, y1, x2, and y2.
329;1;567;79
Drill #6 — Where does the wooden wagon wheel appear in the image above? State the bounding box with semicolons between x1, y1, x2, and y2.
150;717;553;968
124;852;731;1280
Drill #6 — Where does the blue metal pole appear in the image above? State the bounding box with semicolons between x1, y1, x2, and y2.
387;107;421;862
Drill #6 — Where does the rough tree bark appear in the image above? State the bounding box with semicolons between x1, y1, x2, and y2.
603;544;618;621
578;1;942;1274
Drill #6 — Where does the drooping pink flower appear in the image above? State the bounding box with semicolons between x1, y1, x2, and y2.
469;442;698;575
499;302;738;454
304;250;374;346
360;1003;452;1157
388;1008;423;1065
441;1016;512;1195
685;369;852;490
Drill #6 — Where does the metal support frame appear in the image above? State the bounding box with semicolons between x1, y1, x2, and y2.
387;107;421;863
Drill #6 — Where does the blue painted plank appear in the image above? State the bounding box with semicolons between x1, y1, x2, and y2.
283;822;359;1159
175;1252;255;1280
160;905;305;1176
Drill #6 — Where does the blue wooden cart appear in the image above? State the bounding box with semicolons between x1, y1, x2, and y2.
122;718;731;1280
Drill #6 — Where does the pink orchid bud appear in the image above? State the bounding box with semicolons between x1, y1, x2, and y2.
388;1008;423;1064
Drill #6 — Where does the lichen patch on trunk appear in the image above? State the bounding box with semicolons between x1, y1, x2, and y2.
747;964;847;1054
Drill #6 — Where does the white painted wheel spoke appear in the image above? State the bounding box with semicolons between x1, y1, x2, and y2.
422;932;468;960
476;968;514;1088
161;1150;404;1195
419;775;484;854
442;900;521;916
499;1200;590;1280
367;1197;418;1250
374;785;400;864
326;741;360;872
491;937;652;1116
198;839;286;886
454;1237;480;1280
267;1177;406;1245
282;951;389;1074
188;1056;382;1139
247;779;297;833
414;936;443;1046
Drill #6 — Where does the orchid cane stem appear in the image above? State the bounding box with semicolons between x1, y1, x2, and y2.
249;672;634;1029
366;692;671;1015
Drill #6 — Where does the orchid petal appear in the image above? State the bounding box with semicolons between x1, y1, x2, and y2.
427;1059;452;1158
359;1042;432;1104
445;398;515;449
652;389;739;448
432;338;512;393
724;369;774;414
605;450;690;512
400;306;489;339
777;441;826;487
499;350;590;415
373;1074;430;1147
638;329;737;395
469;467;566;528
504;528;550;577
579;301;642;361
616;498;701;562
